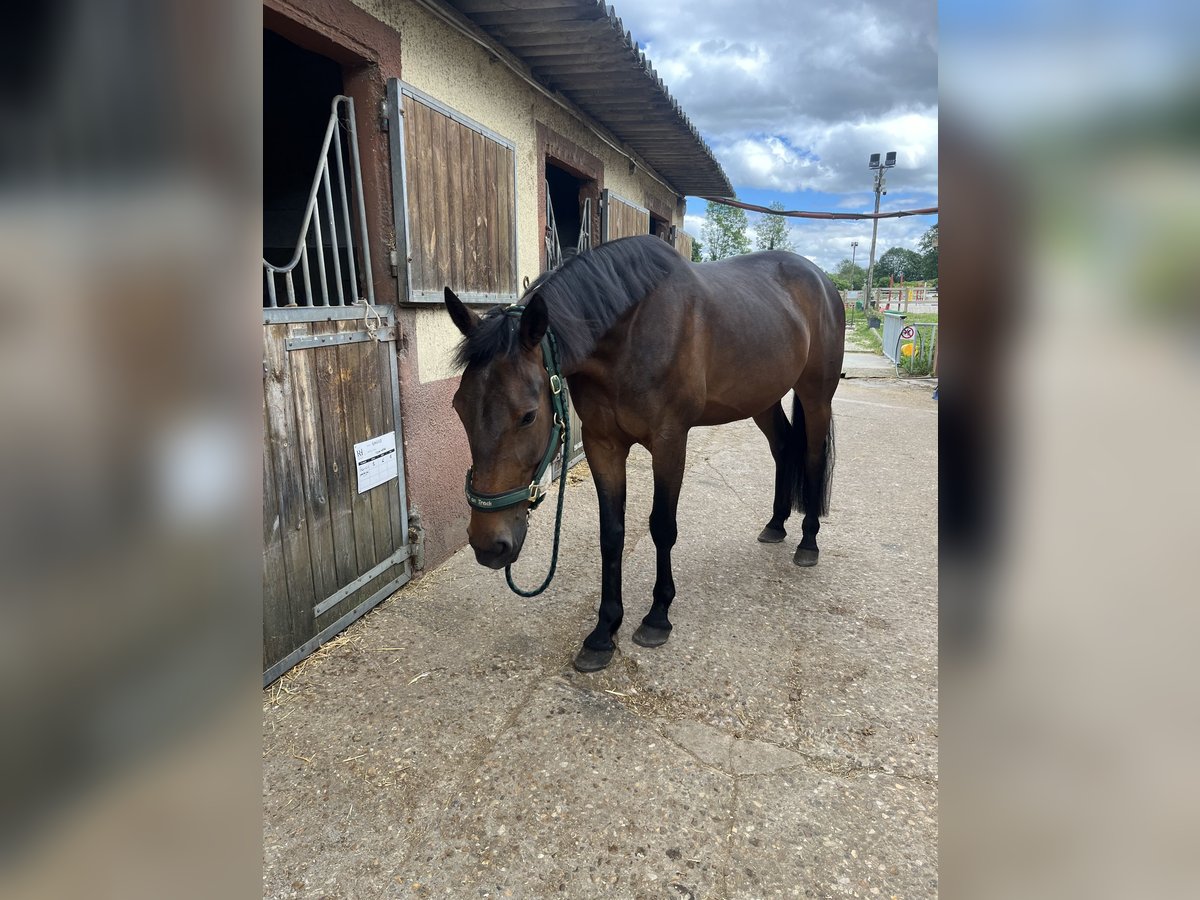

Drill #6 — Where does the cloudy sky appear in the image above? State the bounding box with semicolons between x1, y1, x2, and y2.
612;0;938;271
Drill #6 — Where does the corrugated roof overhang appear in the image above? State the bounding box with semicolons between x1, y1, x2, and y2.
440;0;733;197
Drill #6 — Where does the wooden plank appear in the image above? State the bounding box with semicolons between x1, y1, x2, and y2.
312;320;360;586
402;94;425;295
431;110;452;293
531;59;649;77
288;323;339;609
360;332;396;570
335;320;379;575
415;99;438;293
676;230;693;260
483;137;498;294
496;144;514;294
445;116;464;291
262;394;290;670
263;323;316;661
506;40;618;61
465;128;485;292
487;21;611;45
377;339;404;554
456;0;580;12
469;8;602;26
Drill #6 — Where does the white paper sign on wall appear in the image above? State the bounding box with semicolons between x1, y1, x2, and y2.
354;433;398;494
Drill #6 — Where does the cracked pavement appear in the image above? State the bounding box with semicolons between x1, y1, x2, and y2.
263;378;938;899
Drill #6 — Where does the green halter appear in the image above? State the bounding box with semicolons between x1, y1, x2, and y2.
463;305;570;513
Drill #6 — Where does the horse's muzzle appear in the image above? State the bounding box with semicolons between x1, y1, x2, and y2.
468;514;527;570
473;540;516;570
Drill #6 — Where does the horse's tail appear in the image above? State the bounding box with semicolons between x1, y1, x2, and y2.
786;396;835;517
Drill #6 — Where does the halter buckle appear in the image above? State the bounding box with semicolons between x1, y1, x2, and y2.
549;374;562;395
528;481;543;504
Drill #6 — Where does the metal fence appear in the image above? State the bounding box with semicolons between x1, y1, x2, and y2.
263;95;373;309
882;312;938;375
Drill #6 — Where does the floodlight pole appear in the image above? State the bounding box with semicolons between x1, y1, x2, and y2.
850;240;858;268
864;165;885;309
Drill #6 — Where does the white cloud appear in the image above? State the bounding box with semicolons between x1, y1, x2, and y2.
612;0;938;201
710;110;939;196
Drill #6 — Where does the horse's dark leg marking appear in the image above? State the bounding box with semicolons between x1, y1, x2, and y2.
794;389;834;567
753;402;792;543
574;436;629;672
633;436;688;648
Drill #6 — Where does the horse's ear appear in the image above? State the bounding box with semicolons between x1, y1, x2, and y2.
519;293;548;351
444;287;479;336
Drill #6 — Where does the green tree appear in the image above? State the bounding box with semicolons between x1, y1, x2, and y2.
917;222;938;280
701;200;751;260
875;246;924;283
834;258;867;290
754;201;795;252
691;239;704;263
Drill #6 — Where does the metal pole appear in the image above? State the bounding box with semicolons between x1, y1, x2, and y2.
864;168;883;308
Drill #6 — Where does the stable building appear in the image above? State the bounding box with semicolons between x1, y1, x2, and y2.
262;0;732;682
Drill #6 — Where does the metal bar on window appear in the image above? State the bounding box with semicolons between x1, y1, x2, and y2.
263;103;340;278
299;236;313;307
345;96;375;305
311;205;328;306
331;106;359;303
321;165;346;306
264;95;375;315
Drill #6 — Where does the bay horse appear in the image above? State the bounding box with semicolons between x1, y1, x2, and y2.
444;235;844;672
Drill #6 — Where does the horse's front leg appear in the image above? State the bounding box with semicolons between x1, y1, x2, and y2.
573;435;630;672
633;433;688;648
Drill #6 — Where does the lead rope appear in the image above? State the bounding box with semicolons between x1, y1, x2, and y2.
504;374;570;597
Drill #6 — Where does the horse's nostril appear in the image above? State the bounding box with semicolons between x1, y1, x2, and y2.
494;539;511;558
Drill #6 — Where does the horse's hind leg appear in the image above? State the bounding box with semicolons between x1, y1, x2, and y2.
793;384;836;567
753;402;792;543
632;434;688;648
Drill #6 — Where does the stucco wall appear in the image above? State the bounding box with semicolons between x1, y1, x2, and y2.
354;0;685;319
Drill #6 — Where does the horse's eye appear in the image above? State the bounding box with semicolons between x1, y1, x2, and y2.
520;410;537;427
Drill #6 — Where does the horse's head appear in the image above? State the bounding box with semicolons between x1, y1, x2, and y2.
444;286;560;570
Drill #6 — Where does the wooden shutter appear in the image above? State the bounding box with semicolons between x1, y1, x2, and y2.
388;80;518;303
600;188;650;242
675;229;694;260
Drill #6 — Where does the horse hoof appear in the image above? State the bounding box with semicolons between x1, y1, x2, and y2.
573;646;615;672
632;623;672;648
757;526;787;544
793;547;819;567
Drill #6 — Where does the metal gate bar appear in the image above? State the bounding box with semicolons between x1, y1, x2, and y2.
263;95;374;309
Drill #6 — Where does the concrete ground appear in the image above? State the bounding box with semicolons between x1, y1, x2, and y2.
842;327;896;379
263;377;938;900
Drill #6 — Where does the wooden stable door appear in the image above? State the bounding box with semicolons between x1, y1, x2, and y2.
262;91;410;684
262;313;411;683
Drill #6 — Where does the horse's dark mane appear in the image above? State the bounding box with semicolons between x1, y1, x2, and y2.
453;235;683;371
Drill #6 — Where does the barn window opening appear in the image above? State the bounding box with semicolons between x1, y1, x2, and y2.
649;212;671;242
263;30;368;307
545;161;591;270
